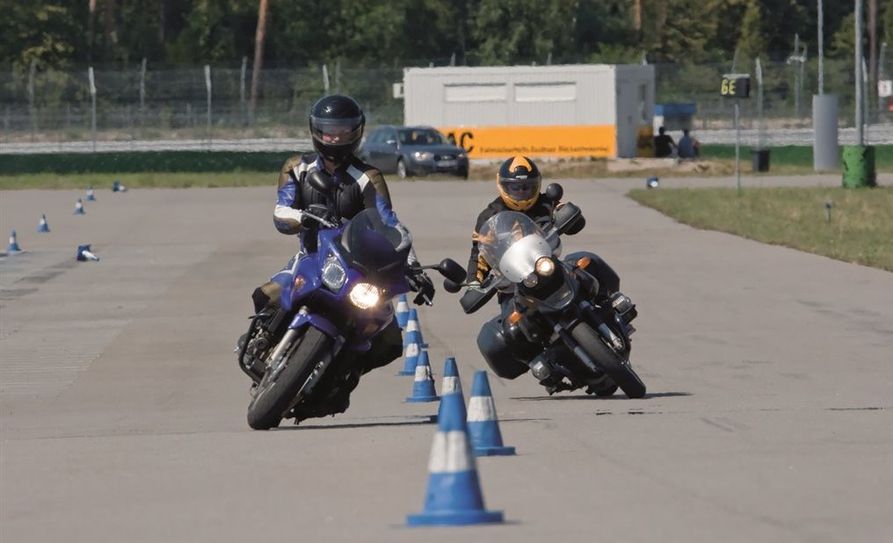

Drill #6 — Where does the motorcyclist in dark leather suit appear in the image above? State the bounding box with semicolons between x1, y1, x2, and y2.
245;95;434;419
465;155;621;382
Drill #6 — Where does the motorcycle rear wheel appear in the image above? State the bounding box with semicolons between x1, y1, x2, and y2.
247;327;332;430
570;323;646;399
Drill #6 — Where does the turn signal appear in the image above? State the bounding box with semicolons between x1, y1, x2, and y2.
507;311;523;325
576;256;591;269
294;275;306;289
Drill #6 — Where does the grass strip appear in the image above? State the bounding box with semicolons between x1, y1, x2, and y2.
629;186;893;272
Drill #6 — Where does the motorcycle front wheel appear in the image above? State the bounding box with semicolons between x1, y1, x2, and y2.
570;322;646;399
247;326;333;430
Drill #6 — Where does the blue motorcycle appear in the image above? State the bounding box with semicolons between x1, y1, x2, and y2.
238;172;464;429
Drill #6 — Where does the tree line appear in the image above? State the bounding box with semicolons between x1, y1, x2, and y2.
2;0;892;71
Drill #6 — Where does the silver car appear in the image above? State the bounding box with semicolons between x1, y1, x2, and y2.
359;125;469;179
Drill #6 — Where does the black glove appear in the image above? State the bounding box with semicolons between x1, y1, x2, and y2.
408;267;435;306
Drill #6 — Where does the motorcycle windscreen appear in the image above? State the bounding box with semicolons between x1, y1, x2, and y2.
339;208;409;284
477;211;551;283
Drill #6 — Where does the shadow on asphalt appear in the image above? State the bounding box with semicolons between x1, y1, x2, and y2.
280;416;438;431
511;391;692;401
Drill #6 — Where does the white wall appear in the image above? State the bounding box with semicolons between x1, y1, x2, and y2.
404;65;618;127
614;65;655;158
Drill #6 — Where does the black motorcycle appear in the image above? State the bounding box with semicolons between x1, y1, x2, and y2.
443;184;646;398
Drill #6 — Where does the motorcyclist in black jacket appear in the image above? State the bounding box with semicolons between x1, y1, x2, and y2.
465;155;622;382
243;95;434;419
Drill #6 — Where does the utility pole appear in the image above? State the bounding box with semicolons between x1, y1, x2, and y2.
88;0;97;64
856;0;864;145
249;0;269;125
818;0;824;94
868;0;877;122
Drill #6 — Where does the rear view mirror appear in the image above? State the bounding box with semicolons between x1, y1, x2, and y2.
545;183;564;202
434;258;466;284
307;170;335;195
443;279;462;293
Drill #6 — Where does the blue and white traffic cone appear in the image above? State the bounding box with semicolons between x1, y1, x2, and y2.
467;371;515;456
395;293;410;328
6;229;22;252
403;308;423;346
406;349;438;403
441;357;462;396
112;179;127;192
74;198;86;215
86;186;96;201
407;393;504;526
76;244;100;262
398;338;421;376
37;214;50;233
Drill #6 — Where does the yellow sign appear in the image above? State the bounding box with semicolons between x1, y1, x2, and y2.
439;125;616;159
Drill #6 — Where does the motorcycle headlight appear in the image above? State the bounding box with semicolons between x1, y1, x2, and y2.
535;256;555;276
523;273;539;288
321;255;346;290
349;282;381;309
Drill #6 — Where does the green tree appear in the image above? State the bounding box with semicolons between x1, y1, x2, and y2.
0;0;83;68
736;0;767;65
470;0;576;65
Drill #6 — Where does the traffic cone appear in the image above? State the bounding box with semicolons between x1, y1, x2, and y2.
395;293;410;328
467;371;515;456
398;338;421;376
441;357;462;396
76;244;100;262
406;349;438;403
86;186;97;201
6;229;21;252
403;308;423;346
407;393;504;526
37;214;50;233
112;180;127;192
74;198;86;215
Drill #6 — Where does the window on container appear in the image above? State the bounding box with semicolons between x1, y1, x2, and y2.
444;83;507;102
514;82;576;102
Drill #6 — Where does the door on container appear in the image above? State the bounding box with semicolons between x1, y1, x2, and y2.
616;80;637;158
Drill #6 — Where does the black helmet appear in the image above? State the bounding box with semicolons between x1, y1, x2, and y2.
497;155;541;211
309;95;365;163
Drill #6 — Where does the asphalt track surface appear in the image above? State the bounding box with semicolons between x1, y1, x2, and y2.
1;174;891;542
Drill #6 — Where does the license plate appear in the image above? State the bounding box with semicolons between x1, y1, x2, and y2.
436;160;457;168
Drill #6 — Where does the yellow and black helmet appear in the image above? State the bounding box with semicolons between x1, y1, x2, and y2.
497;155;541;211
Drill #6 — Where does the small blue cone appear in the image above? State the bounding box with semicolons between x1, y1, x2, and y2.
403;308;423;347
646;176;660;189
112;180;127;192
407;393;504;526
86;186;96;201
398;339;421;376
395;294;410;328
74;198;86;215
76;244;100;262
441;357;462;396
6;229;22;252
37;214;50;233
406;349;438;403
467;371;515;456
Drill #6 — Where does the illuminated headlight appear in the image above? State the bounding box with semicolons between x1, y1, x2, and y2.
535;257;555;276
523;273;539;288
321;255;346;290
349;282;381;309
412;151;433;161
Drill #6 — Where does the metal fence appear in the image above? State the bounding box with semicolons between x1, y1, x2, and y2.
2;57;891;150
